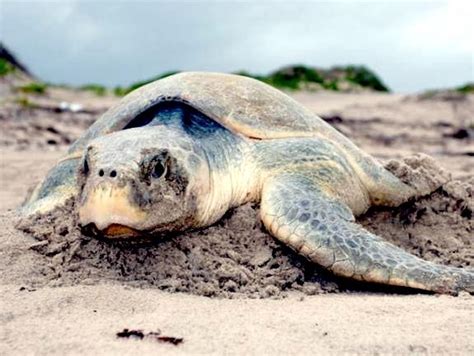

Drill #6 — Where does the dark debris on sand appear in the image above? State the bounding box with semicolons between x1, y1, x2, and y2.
116;328;183;345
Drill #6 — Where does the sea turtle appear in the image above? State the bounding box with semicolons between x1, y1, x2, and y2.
22;72;473;294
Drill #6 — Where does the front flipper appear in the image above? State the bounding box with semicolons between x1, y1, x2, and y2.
21;155;81;216
260;174;473;294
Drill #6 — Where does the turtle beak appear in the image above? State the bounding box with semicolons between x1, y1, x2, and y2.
78;183;147;238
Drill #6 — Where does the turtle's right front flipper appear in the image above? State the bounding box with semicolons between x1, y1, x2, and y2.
260;174;474;294
21;154;81;216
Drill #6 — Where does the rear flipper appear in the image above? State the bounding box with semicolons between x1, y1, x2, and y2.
21;155;81;216
261;174;473;294
360;153;450;207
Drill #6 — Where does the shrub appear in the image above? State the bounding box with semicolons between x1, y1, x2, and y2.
265;65;324;90
17;82;47;94
322;80;339;91
343;65;389;92
80;84;107;96
456;83;474;94
0;58;15;76
113;86;127;96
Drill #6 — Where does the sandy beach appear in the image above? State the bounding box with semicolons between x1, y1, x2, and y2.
1;88;473;354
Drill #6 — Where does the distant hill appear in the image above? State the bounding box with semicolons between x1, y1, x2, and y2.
0;43;33;77
238;65;389;92
0;43;39;97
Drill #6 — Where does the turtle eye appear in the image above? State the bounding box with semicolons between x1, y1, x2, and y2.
152;161;166;179
145;150;169;180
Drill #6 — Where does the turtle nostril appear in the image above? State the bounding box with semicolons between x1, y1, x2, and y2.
110;170;117;178
98;169;104;177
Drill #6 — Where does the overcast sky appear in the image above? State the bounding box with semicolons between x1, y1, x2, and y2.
1;0;473;92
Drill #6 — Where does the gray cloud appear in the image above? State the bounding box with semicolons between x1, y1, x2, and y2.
2;1;472;92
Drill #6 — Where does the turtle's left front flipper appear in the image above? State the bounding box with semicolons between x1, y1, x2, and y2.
260;174;474;294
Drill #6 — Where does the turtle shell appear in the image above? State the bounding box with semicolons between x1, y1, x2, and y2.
68;72;337;157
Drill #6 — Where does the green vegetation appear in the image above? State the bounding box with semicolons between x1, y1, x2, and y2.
80;84;107;96
263;66;324;90
14;96;36;108
343;65;389;92
0;58;16;76
456;83;474;94
16;82;48;94
322;80;339;91
236;65;386;92
237;66;328;90
113;86;128;97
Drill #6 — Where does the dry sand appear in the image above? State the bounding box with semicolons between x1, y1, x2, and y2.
1;88;473;354
3;284;472;355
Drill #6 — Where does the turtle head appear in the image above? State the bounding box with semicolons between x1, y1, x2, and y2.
77;127;209;238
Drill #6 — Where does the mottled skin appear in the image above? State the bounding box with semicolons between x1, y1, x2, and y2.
22;72;473;294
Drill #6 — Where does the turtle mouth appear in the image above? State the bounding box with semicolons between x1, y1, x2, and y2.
104;223;141;237
81;222;142;239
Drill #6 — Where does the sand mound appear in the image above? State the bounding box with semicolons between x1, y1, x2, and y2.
16;155;473;298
